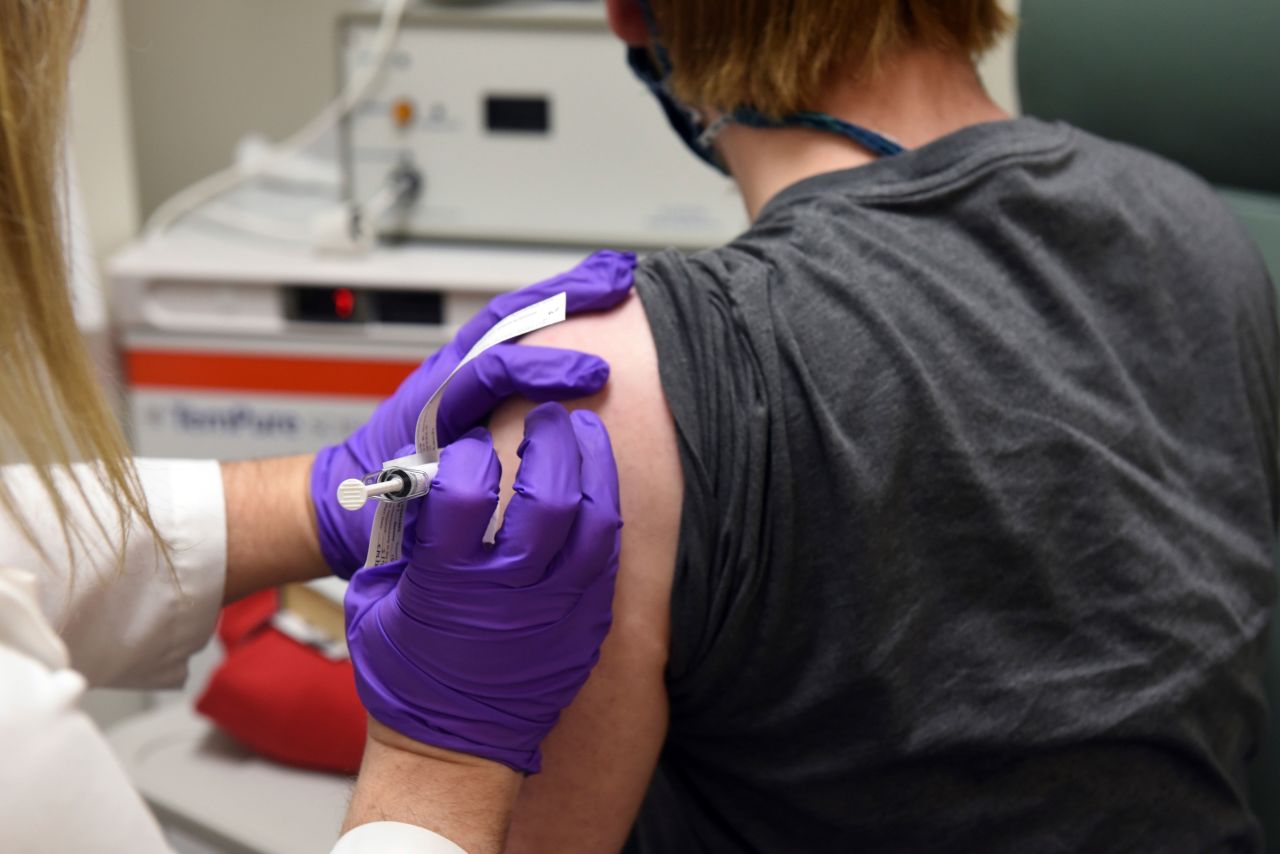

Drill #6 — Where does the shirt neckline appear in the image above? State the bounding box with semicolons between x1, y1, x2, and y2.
755;117;1073;222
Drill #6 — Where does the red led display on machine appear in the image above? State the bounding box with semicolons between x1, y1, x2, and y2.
332;287;356;320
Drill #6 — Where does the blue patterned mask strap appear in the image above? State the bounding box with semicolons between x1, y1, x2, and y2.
634;0;673;75
729;109;905;158
629;0;905;171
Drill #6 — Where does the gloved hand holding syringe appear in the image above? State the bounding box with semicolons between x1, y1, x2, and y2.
335;291;569;567
305;252;628;776
334;286;623;775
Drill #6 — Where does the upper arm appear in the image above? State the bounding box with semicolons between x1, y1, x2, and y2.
487;293;682;853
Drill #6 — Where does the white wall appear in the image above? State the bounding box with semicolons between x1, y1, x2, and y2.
120;0;351;218
68;0;134;423
980;0;1022;116
70;0;141;264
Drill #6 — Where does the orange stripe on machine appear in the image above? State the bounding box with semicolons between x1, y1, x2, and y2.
125;350;420;398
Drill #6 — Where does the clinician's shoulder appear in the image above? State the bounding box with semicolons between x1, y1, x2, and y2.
0;566;82;726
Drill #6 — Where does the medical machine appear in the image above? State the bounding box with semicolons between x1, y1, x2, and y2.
110;233;588;461
339;1;747;248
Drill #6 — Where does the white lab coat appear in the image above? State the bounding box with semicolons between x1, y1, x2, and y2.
0;459;463;853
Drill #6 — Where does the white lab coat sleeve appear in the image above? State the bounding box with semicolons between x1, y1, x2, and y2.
331;821;469;854
0;567;174;853
2;571;465;854
0;459;227;688
0;570;471;854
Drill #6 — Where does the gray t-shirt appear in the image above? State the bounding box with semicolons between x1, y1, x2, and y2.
629;118;1279;852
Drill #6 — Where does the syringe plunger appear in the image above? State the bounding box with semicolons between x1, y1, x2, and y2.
336;461;438;511
337;475;404;511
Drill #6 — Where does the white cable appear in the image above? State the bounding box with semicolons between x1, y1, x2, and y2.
310;172;413;254
185;173;402;245
143;0;411;238
189;206;314;242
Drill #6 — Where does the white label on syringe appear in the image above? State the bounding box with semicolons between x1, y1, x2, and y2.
360;291;568;568
365;501;406;568
412;291;566;463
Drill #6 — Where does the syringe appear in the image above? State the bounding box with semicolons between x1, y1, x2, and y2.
335;291;568;568
337;462;439;511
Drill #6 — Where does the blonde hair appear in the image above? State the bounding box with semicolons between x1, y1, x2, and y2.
0;1;166;566
648;0;1014;117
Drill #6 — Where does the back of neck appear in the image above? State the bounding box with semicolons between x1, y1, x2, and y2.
717;47;1011;219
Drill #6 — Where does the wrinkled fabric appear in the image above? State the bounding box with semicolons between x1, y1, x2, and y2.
312;251;636;577
629;118;1278;852
345;404;622;773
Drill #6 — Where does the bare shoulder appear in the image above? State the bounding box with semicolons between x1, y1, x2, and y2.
490;292;681;852
523;290;668;432
494;290;680;659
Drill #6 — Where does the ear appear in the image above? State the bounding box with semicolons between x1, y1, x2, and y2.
605;0;651;47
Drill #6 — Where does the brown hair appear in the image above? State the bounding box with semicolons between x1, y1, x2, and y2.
647;0;1014;117
0;1;168;569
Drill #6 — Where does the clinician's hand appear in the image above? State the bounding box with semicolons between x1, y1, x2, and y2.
345;403;622;774
311;250;635;578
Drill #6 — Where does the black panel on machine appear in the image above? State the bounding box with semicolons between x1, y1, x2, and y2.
286;286;443;325
373;289;443;325
485;95;551;134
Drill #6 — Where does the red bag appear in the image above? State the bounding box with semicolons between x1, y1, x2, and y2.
196;590;366;774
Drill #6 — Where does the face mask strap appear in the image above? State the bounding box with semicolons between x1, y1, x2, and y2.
694;114;735;151
628;0;906;173
626;46;728;173
730;108;906;158
634;0;673;75
627;0;730;172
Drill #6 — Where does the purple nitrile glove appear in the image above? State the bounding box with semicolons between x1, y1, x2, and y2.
311;250;635;577
345;403;622;773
